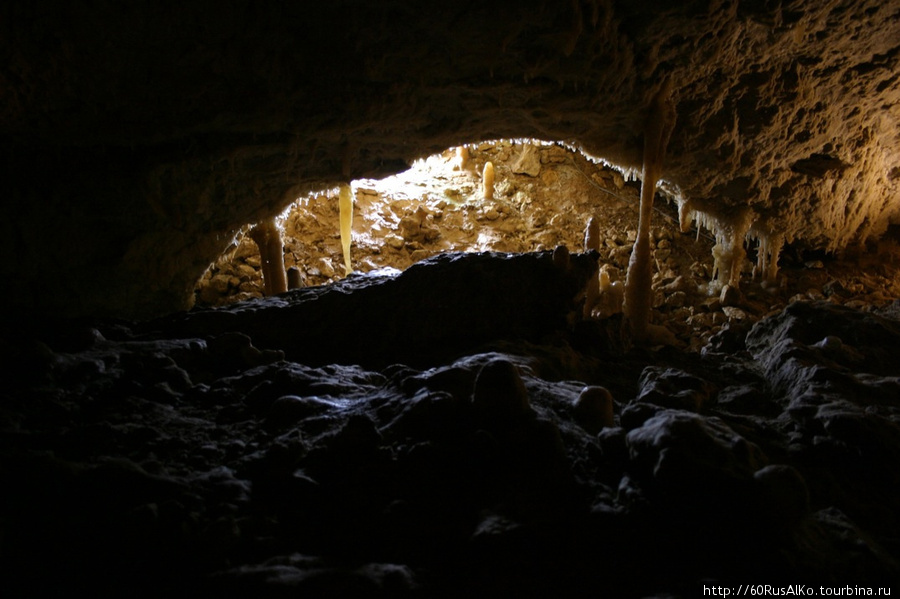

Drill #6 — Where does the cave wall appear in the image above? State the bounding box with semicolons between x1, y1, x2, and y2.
2;0;899;319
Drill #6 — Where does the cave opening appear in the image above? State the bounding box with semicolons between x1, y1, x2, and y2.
195;138;661;302
192;136;900;353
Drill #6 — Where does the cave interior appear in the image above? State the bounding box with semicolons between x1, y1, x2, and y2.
2;1;900;596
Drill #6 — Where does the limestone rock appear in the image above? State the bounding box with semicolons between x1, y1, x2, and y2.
4;290;900;595
573;386;616;434
511;144;542;177
753;464;810;530
472;358;535;429
625;409;768;510
635;367;717;412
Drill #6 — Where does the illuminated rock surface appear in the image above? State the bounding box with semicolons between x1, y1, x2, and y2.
3;1;900;318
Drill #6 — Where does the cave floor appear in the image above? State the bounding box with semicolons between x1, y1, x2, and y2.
3;249;900;597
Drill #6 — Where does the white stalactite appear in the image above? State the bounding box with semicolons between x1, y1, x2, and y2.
622;81;677;343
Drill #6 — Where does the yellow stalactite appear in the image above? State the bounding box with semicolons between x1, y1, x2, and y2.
339;183;354;275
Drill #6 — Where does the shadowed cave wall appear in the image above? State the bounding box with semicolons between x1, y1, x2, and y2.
3;0;900;320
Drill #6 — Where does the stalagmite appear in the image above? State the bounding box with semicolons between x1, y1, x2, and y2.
287;266;303;289
573;386;615;434
248;217;288;296
584;265;626;320
339;183;354;275
455;145;469;170
595;267;625;319
482;161;495;200
583;269;600;319
622;82;676;343
552;245;571;270
584;216;601;252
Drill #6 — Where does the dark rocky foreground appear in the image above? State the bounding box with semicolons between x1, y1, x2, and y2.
2;253;899;597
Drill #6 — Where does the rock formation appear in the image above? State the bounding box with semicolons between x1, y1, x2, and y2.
3;262;900;596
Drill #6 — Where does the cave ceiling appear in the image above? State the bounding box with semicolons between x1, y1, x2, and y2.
2;0;900;318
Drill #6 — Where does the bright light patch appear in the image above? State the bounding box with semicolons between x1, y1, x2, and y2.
197;138;671;306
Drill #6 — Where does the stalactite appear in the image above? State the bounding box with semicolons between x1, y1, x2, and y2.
709;208;753;292
622;81;676;343
682;205;757;293
678;199;694;233
750;226;785;287
339;183;354;275
764;234;785;285
248;217;288;296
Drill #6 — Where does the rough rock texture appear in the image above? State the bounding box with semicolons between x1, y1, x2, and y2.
155;251;597;369
3;256;899;596
3;0;900;318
